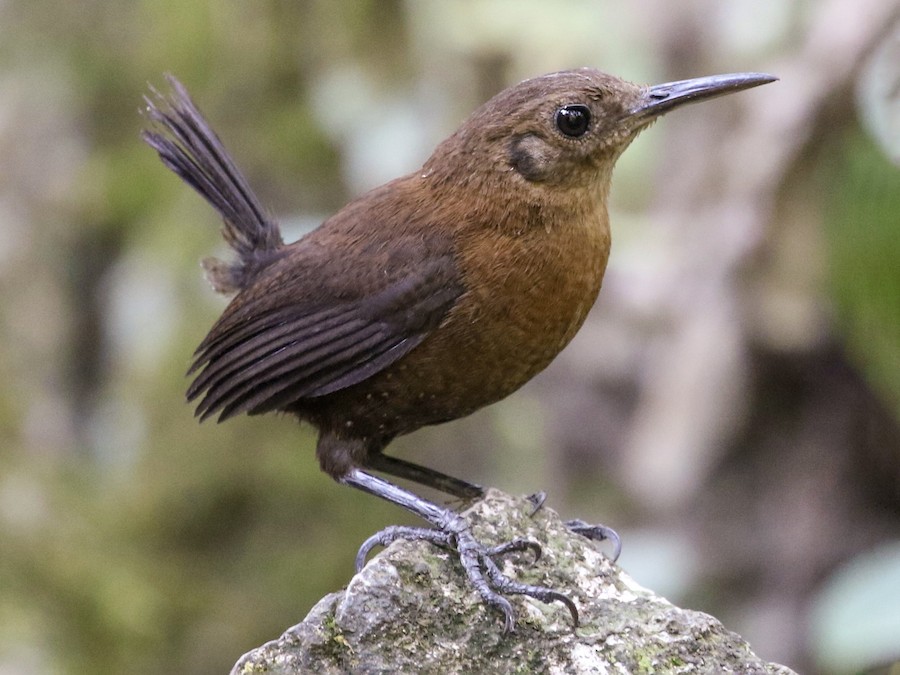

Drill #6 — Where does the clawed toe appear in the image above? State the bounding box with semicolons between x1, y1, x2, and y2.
479;551;579;627
525;491;547;515
525;490;622;562
565;518;622;562
354;517;577;632
486;537;542;562
355;525;452;572
453;523;578;632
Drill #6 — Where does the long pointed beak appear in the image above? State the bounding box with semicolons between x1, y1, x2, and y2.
630;72;778;121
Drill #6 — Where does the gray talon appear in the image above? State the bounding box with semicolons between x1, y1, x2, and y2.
565;518;622;562
356;521;577;629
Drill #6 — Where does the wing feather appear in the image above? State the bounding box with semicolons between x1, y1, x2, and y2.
195;319;378;420
215;329;398;420
188;307;363;401
187;245;462;422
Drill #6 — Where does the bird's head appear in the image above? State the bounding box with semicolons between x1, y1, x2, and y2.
426;68;776;193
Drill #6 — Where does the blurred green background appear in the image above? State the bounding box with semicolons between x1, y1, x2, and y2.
2;1;900;673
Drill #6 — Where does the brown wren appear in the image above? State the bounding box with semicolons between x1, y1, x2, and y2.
143;68;776;630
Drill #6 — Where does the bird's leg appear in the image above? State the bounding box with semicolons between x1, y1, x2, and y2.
342;468;578;632
527;491;622;563
365;453;485;500
366;459;621;560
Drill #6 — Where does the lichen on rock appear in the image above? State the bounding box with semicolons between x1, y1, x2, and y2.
231;490;795;674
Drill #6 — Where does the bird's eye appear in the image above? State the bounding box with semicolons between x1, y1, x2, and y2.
555;104;591;138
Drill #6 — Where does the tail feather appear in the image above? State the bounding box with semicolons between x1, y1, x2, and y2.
142;75;283;293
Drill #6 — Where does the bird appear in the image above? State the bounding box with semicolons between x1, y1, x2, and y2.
143;67;776;631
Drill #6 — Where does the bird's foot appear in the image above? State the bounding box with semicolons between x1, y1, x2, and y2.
355;515;578;632
527;491;622;563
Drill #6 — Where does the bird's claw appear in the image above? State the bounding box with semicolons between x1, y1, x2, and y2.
355;525;453;572
525;491;547;515
486;537;542;562
565;518;622;563
355;519;577;632
527;493;622;562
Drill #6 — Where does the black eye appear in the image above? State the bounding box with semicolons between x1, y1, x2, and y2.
555;104;591;137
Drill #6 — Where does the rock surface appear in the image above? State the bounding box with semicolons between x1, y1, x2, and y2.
231;490;795;674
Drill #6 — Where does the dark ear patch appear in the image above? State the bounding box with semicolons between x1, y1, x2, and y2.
509;134;554;182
